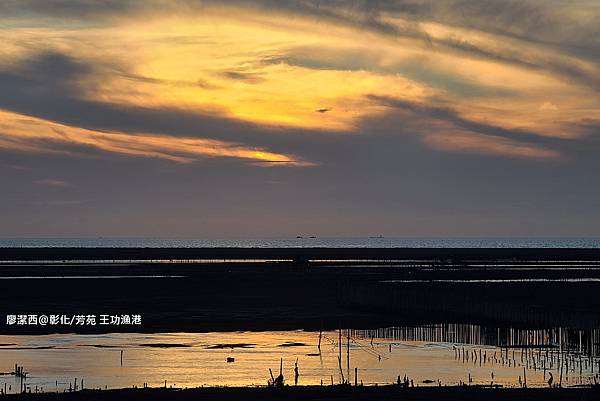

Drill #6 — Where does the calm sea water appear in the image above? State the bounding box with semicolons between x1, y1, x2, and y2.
1;238;600;248
0;325;597;393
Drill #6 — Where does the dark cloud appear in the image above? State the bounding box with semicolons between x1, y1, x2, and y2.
22;52;91;80
109;68;219;90
5;51;93;94
0;0;138;20
220;70;264;84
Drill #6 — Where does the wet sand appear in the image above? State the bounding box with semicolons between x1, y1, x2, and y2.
3;385;600;401
4;329;594;391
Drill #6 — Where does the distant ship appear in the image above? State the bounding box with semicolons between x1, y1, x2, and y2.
369;235;385;239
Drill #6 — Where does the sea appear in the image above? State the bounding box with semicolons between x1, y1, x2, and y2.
1;237;599;248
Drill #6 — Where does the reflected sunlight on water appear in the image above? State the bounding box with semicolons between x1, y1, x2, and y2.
0;326;598;393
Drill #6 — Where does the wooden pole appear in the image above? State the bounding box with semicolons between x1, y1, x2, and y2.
347;330;350;383
318;331;322;352
339;329;342;363
559;357;563;387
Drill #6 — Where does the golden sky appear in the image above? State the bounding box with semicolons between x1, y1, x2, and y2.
1;1;600;237
1;0;598;164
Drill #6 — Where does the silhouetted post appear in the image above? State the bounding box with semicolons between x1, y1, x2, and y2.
355;367;358;386
318;331;322;352
347;330;350;382
559;358;563;387
294;358;299;385
121;350;123;366
339;330;342;363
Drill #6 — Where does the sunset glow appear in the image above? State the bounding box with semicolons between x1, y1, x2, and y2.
1;1;600;237
2;1;598;163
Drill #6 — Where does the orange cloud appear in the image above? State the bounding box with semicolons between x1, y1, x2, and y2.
0;110;308;166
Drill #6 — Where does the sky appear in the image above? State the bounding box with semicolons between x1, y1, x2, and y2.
1;0;599;238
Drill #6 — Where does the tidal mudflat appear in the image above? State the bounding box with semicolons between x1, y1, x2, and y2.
0;325;599;394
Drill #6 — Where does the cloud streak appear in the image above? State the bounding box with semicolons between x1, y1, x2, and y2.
33;178;71;187
0;110;308;165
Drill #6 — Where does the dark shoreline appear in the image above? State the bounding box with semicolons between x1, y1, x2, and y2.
3;385;600;401
1;247;600;334
2;246;600;262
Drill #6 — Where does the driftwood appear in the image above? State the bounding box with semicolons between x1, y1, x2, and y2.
268;358;284;387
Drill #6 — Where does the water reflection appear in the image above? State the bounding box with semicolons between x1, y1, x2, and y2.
352;325;600;358
0;325;598;394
